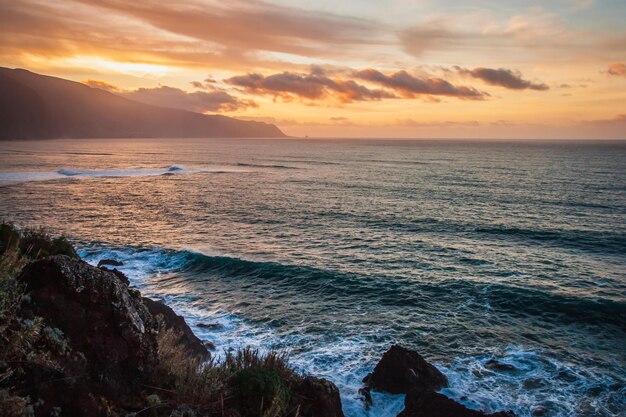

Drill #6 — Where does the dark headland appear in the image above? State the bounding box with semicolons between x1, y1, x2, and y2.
0;68;285;140
0;224;516;417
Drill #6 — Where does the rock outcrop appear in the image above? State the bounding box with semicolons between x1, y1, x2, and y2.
16;255;160;415
142;296;209;359
364;346;516;417
97;259;124;267
19;255;159;374
363;345;448;393
399;386;516;417
294;376;345;417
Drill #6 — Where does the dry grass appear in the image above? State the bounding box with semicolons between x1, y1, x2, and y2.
156;326;298;417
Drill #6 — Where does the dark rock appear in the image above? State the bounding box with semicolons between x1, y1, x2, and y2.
293;376;345;417
204;340;216;350
17;255;160;411
398;386;516;417
358;386;373;408
98;258;124;268
19;255;159;374
485;359;517;372
197;321;224;330
365;345;448;394
100;266;130;286
142;297;209;359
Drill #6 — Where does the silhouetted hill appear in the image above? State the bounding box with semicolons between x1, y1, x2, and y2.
0;68;285;140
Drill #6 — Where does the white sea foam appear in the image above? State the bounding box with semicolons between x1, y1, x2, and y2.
439;346;624;417
0;165;246;184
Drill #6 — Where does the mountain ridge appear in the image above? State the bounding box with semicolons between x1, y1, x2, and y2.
0;67;285;140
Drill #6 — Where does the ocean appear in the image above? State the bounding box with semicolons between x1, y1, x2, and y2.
0;138;624;417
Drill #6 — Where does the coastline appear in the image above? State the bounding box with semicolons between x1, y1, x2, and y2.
0;224;517;417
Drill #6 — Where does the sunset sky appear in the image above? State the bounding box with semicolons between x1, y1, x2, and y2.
1;0;625;138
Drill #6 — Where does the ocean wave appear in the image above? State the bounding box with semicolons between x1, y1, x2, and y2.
235;162;299;169
0;165;246;184
80;245;626;330
358;217;626;256
474;225;626;256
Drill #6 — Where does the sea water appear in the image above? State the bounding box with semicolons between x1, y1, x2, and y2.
0;138;624;417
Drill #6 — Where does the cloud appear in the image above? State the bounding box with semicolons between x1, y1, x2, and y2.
226;70;396;103
354;69;487;99
396;119;480;128
119;86;257;112
68;0;381;61
0;0;385;72
83;80;257;112
83;79;121;92
607;63;626;77
585;114;626;125
398;10;625;63
456;67;549;90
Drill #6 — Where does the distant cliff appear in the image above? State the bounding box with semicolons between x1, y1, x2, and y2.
0;68;285;140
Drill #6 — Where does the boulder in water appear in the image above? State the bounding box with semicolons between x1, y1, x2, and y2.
97;258;124;267
364;345;448;393
485;359;517;372
197;321;224;330
293;376;345;417
398;386;516;417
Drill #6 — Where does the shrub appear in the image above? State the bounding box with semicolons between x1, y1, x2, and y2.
156;327;298;417
0;223;78;260
19;228;78;259
0;224;20;255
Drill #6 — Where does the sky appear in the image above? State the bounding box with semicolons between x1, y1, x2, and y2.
1;0;625;138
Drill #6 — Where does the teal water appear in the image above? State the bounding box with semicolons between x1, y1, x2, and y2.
0;138;624;417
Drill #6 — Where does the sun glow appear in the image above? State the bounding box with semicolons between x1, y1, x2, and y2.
62;57;173;78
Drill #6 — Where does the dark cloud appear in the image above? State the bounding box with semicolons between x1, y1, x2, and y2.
226;70;396;103
456;67;549;91
119;86;257;112
607;63;626;77
354;69;486;99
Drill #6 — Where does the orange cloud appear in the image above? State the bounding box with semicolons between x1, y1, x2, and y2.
83;79;120;92
607;63;626;77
